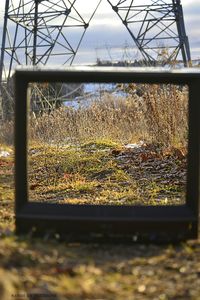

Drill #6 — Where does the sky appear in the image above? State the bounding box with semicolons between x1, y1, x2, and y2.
0;0;199;64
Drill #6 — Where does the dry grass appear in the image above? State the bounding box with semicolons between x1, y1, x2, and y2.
27;83;188;148
0;120;14;145
0;84;188;147
0;84;199;300
25;83;188;206
0;83;189;206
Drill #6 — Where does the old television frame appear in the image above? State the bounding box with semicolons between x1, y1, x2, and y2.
14;67;200;242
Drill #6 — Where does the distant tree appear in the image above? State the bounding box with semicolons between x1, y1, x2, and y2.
30;82;84;114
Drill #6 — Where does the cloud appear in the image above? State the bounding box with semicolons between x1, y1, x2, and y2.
183;3;200;19
182;0;198;7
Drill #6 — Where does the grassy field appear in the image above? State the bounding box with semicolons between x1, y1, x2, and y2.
27;139;186;205
0;84;200;299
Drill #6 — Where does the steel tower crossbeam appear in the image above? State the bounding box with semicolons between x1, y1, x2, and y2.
107;0;191;66
1;0;85;80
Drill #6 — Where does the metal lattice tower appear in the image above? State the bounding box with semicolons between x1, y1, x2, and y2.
0;0;97;83
107;0;191;65
0;0;191;118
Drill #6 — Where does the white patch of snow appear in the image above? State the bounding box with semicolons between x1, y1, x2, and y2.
124;140;145;149
0;150;10;157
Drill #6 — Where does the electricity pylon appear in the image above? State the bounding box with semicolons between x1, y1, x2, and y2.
0;0;191;118
107;0;191;66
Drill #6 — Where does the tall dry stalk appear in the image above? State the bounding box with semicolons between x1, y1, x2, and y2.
0;84;188;148
28;84;188;147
